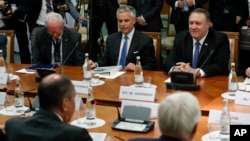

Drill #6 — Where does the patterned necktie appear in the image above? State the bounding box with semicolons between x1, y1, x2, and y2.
46;0;53;13
53;39;61;63
119;36;128;68
182;0;189;12
192;41;200;68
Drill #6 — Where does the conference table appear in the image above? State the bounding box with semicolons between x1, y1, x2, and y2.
1;64;250;141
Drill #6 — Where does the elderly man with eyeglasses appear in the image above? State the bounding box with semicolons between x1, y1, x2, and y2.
32;12;84;66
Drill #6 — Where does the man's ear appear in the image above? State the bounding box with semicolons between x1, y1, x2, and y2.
61;97;70;112
192;123;198;135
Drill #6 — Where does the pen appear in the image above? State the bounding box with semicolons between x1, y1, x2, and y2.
114;136;125;141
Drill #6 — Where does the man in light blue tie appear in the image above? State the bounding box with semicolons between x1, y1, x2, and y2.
163;8;230;77
89;5;156;71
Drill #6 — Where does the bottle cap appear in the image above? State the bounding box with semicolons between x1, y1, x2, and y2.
231;62;235;67
85;53;89;56
136;56;140;59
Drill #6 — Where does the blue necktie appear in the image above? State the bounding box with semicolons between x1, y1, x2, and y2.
119;36;128;68
192;42;200;68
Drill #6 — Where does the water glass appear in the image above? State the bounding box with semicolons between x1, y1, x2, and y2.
208;123;220;140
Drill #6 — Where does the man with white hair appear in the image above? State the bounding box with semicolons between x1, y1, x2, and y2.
128;92;201;141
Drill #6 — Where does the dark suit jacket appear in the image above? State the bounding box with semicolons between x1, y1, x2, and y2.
165;0;207;27
209;0;248;30
89;0;119;21
163;28;230;77
128;135;182;141
128;0;163;32
32;27;84;66
97;29;156;70
0;130;7;141
5;109;93;141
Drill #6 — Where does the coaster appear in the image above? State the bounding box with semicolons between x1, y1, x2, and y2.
129;84;157;88
201;130;220;141
221;91;236;100
0;106;29;116
91;80;105;87
71;117;105;129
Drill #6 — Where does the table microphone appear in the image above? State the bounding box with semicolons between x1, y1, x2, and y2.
59;41;80;74
167;48;215;91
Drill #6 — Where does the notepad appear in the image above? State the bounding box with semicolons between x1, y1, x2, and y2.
25;64;56;72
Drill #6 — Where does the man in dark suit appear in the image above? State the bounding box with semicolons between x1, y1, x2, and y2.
89;5;156;70
163;8;230;77
127;0;163;32
5;74;93;141
209;0;248;32
87;0;119;61
128;92;201;141
32;12;84;66
165;0;207;33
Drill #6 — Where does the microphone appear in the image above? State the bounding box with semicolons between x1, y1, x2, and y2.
200;49;215;70
59;41;80;74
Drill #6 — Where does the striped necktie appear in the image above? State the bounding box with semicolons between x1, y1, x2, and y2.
46;0;53;13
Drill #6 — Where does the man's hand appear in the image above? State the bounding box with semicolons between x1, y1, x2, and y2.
173;62;200;77
246;67;250;77
57;4;69;12
136;16;147;26
88;60;97;69
125;63;136;71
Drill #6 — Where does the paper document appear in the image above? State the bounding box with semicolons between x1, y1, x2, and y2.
89;132;107;141
92;65;122;75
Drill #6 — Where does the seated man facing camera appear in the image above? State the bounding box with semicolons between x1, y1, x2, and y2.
5;74;92;141
163;8;230;77
128;92;201;141
88;5;156;71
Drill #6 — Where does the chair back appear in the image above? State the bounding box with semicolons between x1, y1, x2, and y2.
0;30;15;63
142;32;161;70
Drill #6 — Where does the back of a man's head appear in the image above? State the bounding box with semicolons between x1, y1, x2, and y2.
158;92;201;139
38;74;74;110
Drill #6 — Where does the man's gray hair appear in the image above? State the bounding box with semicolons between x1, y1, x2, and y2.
158;92;201;138
45;12;64;26
116;5;136;19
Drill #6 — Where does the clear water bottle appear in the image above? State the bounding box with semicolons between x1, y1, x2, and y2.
85;87;96;126
83;53;91;81
0;50;6;73
134;56;143;87
14;78;24;113
220;98;230;141
228;62;238;92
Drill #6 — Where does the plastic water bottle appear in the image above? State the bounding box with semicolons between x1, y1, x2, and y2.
0;50;6;73
85;87;96;126
134;56;143;87
220;99;230;141
83;53;91;81
182;0;189;12
228;62;238;92
14;78;24;113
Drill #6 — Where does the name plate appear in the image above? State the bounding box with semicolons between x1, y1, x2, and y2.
235;91;250;106
71;80;90;94
0;92;7;105
208;109;250;125
119;86;156;102
0;73;8;84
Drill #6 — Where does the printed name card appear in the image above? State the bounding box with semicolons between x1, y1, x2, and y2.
208;109;250;125
0;73;8;84
0;92;7;105
235;91;250;106
71;80;90;94
119;86;156;102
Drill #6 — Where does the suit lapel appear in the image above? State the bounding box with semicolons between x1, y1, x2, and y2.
62;28;70;62
113;32;123;64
